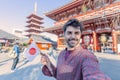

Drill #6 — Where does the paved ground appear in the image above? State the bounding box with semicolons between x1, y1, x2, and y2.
0;52;120;80
94;52;120;60
94;52;120;80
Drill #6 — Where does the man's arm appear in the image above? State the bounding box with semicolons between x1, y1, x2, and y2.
42;62;57;78
82;53;111;80
41;54;57;78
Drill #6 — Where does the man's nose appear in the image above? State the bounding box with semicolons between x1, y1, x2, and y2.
71;33;76;38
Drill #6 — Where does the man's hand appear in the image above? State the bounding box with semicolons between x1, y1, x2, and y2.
41;54;53;75
41;54;50;66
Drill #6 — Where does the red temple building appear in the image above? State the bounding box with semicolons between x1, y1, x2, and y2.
44;0;120;54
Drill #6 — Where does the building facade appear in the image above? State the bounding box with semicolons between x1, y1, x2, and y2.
44;0;120;54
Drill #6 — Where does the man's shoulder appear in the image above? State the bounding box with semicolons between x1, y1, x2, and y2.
59;49;66;55
57;49;66;57
78;48;95;58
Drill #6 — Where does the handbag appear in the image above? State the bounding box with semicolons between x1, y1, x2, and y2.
9;50;17;58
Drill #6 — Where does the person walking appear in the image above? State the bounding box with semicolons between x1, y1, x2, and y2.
11;42;20;71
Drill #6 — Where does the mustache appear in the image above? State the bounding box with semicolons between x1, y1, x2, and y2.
68;38;78;41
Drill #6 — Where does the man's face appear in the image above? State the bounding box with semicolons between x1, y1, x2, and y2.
64;26;81;48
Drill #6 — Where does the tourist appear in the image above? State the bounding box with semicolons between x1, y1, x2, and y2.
11;42;20;71
41;18;111;80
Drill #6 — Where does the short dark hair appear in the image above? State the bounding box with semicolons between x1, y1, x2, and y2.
63;18;83;32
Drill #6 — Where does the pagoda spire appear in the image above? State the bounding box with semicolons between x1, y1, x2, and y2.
34;1;37;15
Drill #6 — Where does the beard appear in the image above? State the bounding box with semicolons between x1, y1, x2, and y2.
66;38;80;48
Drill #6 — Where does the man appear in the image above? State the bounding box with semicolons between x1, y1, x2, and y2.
41;19;111;80
11;42;20;71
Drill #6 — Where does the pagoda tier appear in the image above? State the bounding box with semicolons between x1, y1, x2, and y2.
25;28;41;32
44;0;120;53
27;19;43;24
26;24;42;29
27;14;43;20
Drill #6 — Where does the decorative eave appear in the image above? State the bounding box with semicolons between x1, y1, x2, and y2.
27;14;43;20
82;31;93;35
96;28;112;33
54;2;120;26
45;0;82;19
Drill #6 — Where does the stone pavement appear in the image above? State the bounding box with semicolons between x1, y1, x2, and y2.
94;52;120;60
0;52;120;80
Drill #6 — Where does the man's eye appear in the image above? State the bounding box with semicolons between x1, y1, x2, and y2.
75;32;80;35
67;32;72;35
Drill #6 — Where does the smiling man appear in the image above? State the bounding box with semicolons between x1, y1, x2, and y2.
41;19;111;80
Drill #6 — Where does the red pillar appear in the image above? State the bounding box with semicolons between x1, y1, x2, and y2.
93;31;97;52
112;29;117;53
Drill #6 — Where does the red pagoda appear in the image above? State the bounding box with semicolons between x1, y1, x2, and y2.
44;0;120;54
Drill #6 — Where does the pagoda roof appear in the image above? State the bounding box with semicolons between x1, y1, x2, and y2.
26;24;43;28
27;14;43;20
45;0;82;19
26;23;43;27
27;19;43;24
25;29;41;32
25;34;30;37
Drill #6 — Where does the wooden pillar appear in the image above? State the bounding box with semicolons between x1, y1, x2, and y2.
112;29;117;53
93;31;98;52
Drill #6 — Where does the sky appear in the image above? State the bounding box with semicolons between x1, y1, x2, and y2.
0;0;72;34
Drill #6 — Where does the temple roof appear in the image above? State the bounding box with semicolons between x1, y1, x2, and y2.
45;0;82;19
45;1;120;22
0;29;19;39
30;34;51;44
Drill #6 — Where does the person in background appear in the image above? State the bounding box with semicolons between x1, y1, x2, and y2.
11;42;20;71
41;19;111;80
